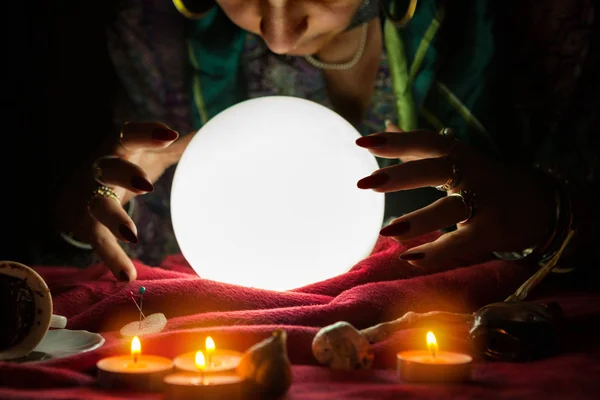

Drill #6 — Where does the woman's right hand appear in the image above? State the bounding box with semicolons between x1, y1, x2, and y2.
52;122;184;282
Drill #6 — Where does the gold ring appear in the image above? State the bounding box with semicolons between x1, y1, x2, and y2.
435;156;462;192
88;185;120;208
449;190;477;224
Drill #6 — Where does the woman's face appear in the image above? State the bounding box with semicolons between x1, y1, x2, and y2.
216;0;364;55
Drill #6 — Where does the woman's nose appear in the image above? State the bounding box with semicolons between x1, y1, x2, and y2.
260;1;308;54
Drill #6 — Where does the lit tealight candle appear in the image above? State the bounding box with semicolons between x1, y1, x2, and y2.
206;336;215;367
97;336;174;392
397;331;472;383
196;350;206;382
174;336;243;373
164;350;245;400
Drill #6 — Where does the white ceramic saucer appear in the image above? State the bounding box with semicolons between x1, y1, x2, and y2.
13;329;105;363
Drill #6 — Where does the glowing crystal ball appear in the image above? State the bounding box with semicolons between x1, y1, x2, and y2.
171;96;384;291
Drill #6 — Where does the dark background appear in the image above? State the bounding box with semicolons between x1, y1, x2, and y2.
2;1;118;263
3;1;48;262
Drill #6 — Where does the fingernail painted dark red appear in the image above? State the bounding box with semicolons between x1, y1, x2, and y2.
119;270;130;282
356;135;387;148
357;173;389;189
119;224;139;244
131;176;154;192
400;252;425;261
380;221;411;236
152;128;179;141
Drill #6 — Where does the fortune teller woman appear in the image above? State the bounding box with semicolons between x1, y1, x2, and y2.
39;0;598;282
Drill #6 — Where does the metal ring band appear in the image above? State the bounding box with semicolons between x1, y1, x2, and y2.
449;190;477;224
439;127;456;139
435;157;462;192
118;123;136;153
88;185;121;208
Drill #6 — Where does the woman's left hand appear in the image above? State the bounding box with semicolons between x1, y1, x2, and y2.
356;123;555;270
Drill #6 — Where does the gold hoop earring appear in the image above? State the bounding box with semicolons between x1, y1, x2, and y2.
381;0;418;27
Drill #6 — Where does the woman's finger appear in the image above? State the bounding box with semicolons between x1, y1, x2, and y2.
117;122;179;155
380;195;470;240
357;157;455;192
90;223;137;282
383;122;426;162
356;129;456;159
93;156;155;194
88;193;139;244
398;227;491;270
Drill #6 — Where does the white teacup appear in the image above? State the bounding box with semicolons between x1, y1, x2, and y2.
0;261;67;360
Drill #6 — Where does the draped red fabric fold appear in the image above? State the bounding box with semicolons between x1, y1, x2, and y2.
2;235;599;399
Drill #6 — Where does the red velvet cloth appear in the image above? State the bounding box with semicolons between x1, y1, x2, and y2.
1;236;599;399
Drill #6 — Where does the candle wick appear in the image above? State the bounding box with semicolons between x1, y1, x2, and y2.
430;344;438;360
133;354;138;364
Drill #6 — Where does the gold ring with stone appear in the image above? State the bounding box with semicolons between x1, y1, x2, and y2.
88;185;121;208
435;157;462;192
449;190;477;224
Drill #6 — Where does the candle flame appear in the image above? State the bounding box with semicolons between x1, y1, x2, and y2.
426;331;438;358
131;336;141;356
205;336;215;353
195;350;206;370
426;331;437;347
